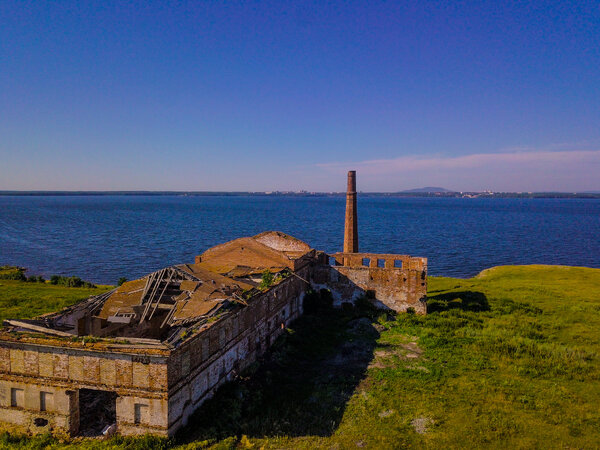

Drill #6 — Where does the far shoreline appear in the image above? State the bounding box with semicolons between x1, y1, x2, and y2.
1;191;600;199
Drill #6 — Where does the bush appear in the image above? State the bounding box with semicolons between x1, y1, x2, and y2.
49;275;96;289
118;277;128;286
26;275;45;283
0;266;43;282
0;266;26;281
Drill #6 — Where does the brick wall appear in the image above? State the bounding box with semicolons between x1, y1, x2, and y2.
164;267;309;435
0;343;169;435
313;253;427;314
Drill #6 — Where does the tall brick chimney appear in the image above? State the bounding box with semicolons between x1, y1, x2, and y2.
343;170;359;253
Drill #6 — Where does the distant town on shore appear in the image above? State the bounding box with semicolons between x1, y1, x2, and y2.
1;188;600;199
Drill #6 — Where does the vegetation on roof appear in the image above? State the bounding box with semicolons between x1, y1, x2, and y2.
258;269;275;290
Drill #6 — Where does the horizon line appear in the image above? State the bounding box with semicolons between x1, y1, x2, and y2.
1;190;599;195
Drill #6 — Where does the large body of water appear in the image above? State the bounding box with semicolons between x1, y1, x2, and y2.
1;195;599;284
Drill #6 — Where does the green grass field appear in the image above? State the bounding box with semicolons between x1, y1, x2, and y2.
1;265;599;449
0;280;112;323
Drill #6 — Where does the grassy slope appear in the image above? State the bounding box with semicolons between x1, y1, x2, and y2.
0;280;112;322
1;265;599;449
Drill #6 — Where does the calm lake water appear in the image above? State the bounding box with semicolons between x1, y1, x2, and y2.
1;195;599;284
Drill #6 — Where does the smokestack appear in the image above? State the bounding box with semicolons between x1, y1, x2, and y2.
343;170;359;253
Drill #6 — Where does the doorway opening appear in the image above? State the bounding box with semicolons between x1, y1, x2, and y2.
78;389;117;436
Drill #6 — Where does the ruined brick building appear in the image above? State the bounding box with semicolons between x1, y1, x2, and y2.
0;172;427;437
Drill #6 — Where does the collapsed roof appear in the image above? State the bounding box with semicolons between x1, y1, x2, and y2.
3;232;314;347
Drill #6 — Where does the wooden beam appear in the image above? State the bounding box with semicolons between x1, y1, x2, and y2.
4;320;74;337
148;268;174;321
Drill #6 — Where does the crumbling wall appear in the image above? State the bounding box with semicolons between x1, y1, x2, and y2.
313;253;427;314
0;344;169;436
164;266;309;435
116;395;169;436
0;379;73;435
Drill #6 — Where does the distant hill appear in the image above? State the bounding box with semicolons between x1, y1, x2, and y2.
400;187;454;193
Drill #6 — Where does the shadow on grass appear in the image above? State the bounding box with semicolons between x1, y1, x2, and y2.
427;291;490;313
174;309;379;445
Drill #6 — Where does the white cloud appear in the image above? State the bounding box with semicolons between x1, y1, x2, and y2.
316;149;600;192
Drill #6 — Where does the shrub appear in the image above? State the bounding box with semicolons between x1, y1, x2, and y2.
49;275;96;289
118;277;128;286
258;270;275;290
0;266;26;281
0;265;45;282
26;275;45;283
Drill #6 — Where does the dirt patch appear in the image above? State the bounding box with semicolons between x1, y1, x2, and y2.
402;341;422;355
368;338;423;369
411;416;433;434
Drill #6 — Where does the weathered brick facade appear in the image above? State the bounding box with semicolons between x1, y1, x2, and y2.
315;253;427;314
0;266;309;436
0;172;428;437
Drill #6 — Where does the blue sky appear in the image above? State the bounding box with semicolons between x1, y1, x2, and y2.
1;1;599;192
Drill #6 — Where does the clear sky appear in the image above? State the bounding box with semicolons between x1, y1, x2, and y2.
1;1;599;192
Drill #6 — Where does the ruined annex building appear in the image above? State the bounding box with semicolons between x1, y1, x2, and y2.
0;172;427;437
